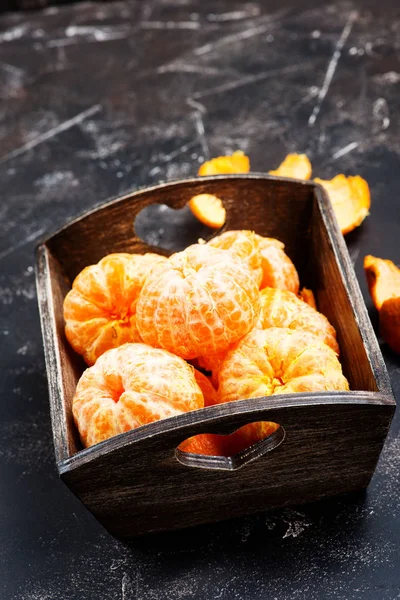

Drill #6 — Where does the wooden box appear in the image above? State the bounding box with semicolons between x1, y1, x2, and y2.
35;175;395;539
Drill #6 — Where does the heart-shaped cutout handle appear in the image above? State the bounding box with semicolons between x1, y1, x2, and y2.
176;422;285;471
134;203;222;253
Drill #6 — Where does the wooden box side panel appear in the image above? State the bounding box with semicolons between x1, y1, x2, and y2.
61;399;394;538
310;188;392;395
36;246;83;459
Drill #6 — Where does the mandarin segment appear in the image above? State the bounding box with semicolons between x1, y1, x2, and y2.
217;328;348;404
315;174;370;235
198;150;250;176
269;153;312;180
73;343;204;448
64;252;167;365
258;287;339;354
136;244;261;359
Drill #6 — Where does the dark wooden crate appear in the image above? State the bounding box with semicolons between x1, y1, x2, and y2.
35;174;395;538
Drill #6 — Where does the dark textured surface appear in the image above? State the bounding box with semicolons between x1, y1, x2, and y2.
0;0;400;598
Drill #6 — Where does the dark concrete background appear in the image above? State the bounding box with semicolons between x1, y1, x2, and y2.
0;1;399;598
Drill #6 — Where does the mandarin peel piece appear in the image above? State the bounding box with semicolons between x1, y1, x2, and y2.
188;193;226;229
73;343;204;448
198;150;250;176
364;254;400;354
269;153;312;180
63;252;168;366
315;174;371;235
364;255;400;310
136;243;261;359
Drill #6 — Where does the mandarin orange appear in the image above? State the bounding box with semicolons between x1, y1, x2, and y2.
73;343;204;448
64;253;167;365
136;243;261;359
258;287;339;354
208;230;299;293
217;327;348;403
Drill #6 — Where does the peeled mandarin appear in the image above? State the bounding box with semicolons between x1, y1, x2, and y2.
64;252;167;365
217;327;349;404
136;244;261;359
258;287;339;354
208;230;299;293
73;343;204;448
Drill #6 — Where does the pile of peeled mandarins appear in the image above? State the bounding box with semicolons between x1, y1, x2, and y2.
64;222;350;455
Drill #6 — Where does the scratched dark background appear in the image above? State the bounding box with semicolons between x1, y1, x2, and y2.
1;1;400;599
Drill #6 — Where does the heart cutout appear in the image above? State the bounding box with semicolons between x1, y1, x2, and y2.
176;423;285;471
134;203;222;253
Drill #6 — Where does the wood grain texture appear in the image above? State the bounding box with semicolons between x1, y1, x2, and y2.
35;174;396;537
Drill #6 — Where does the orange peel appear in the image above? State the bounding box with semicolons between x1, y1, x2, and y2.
315;174;370;235
198;150;250;176
188;193;226;229
364;255;400;354
269;153;312;180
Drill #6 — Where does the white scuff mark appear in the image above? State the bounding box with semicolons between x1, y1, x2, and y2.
0;227;46;262
349;246;361;266
308;11;358;126
186;98;209;159
0;25;27;43
193;111;209;159
121;573;133;600
0;62;24;76
157;63;221;75
281;509;313;539
207;8;261;22
332;141;359;159
66;24;131;40
0;104;101;165
291;86;319;111
153;140;198;167
193;10;286;57
191;62;309;100
374;71;400;84
312;30;321;38
372;97;390;130
140;20;200;30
